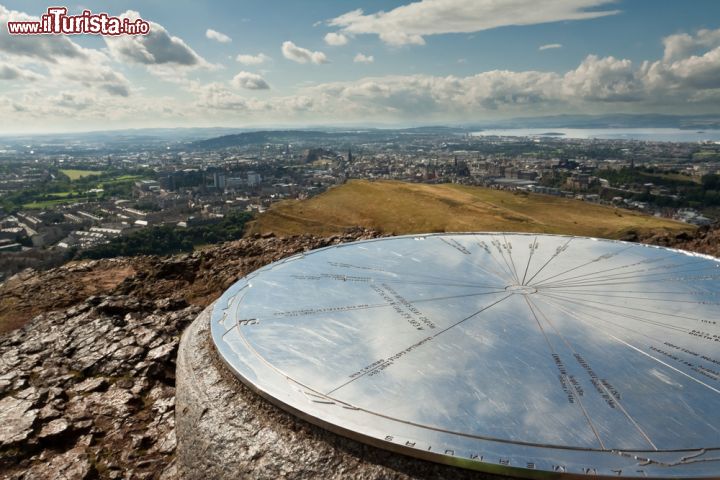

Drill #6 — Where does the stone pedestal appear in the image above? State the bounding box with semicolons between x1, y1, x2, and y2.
175;304;505;480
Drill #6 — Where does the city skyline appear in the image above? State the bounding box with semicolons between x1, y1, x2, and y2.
1;0;720;133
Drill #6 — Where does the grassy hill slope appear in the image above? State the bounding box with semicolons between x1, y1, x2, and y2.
248;180;693;239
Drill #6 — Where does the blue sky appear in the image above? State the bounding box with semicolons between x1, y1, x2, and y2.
1;0;719;132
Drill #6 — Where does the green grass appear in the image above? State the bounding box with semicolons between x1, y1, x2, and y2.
638;171;700;184
23;197;92;209
248;179;694;239
100;175;143;184
60;169;104;180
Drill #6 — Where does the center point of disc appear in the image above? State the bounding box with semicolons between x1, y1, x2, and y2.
504;284;538;294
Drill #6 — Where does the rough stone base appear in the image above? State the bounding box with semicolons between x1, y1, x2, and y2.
176;305;510;480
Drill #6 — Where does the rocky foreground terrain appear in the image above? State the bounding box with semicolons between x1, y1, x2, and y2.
0;229;380;479
0;225;716;479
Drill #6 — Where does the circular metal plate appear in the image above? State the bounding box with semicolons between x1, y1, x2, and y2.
210;233;720;478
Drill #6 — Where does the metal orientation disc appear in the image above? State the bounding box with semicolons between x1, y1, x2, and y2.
210;233;720;478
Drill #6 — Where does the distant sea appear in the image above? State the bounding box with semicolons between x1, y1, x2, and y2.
471;128;720;143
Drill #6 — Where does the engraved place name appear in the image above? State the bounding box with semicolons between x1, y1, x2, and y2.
651;345;720;381
327;261;390;273
439;237;471;255
274;304;374;317
348;336;434;378
348;359;385;378
290;273;372;282
574;354;620;408
371;284;436;330
552;354;577;403
689;329;720;343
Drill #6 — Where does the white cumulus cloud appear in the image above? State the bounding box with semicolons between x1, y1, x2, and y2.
354;53;374;63
282;41;328;64
236;53;271;65
324;32;349;46
329;0;620;46
105;11;209;67
206;29;232;43
232;71;270;90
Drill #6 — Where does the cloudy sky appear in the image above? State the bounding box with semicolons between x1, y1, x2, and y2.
1;0;720;133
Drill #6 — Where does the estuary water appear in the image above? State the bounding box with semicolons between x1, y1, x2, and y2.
471;128;720;143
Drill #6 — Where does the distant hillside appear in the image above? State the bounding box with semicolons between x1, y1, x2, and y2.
247;180;694;238
190;127;470;150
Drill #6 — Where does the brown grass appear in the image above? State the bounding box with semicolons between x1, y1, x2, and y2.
247;179;694;239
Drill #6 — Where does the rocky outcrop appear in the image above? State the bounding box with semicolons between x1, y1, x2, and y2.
0;228;380;479
0;295;201;479
176;305;505;480
640;222;720;258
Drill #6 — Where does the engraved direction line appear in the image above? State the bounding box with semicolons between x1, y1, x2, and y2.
535;275;720;289
522;296;607;450
521;236;539;286
537;292;690;335
529;255;668;286
493;236;520;284
537;290;720;306
297;272;505;290
270;289;509;318
325;293;514;395
473;235;517;284
502;233;522;284
610;336;720;397
488;237;520;284
534;295;718;373
529;245;635;287
531;257;710;287
538;291;713;326
438;235;517;285
536;264;720;289
526;297;658;451
541;289;720;297
524;237;574;285
323;259;514;289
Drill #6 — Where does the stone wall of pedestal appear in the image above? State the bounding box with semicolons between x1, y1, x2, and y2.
175;304;504;480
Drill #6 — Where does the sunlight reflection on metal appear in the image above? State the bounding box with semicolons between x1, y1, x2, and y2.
211;233;720;478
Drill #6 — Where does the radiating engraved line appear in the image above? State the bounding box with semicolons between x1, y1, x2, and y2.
543;289;720;296
229;320;627;452
325;293;514;395
536;275;720;289
530;255;667;286
502;233;522;284
535;294;718;380
610;336;720;396
524;237;574;285
326;264;502;288
530;245;635;286
527;297;658;451
532;257;710;287
491;236;521;284
475;235;517;284
273;289;510;318
537;290;720;306
522;296;606;450
380;279;505;289
537;265;720;289
305;272;504;289
539;291;712;325
464;237;521;284
521;236;539;285
536;293;689;333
